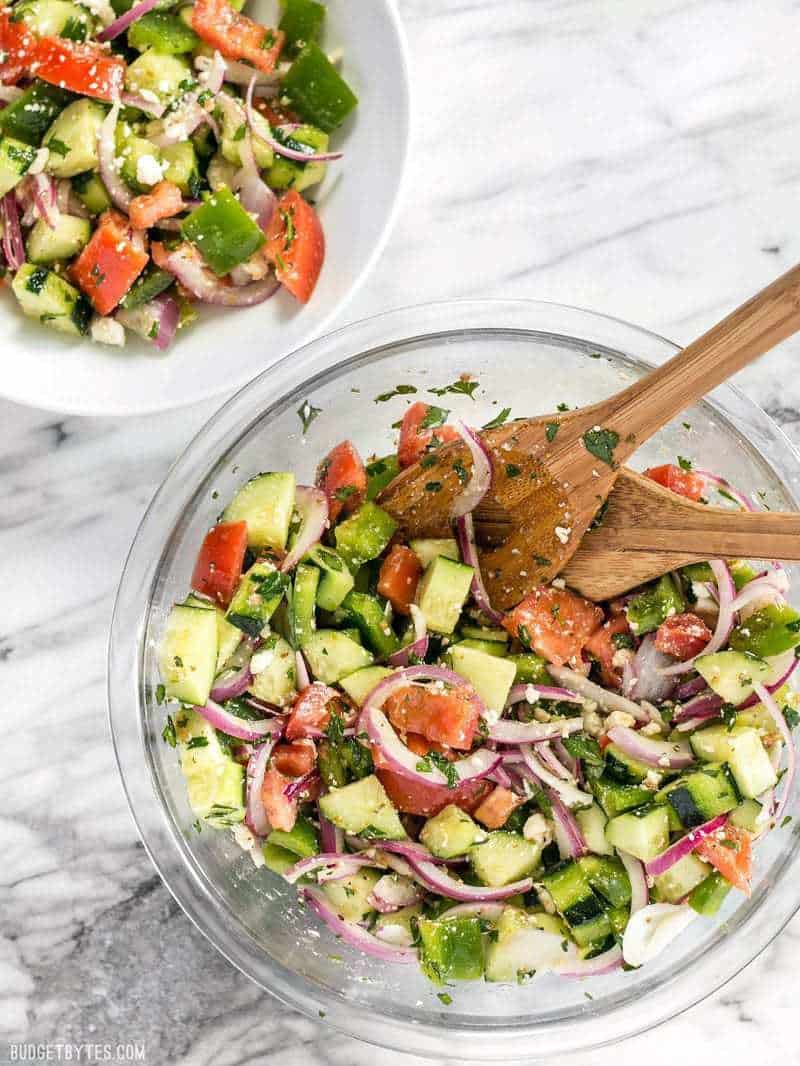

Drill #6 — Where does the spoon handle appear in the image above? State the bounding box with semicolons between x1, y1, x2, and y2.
598;262;800;454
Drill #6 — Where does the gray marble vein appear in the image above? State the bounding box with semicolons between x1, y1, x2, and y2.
4;0;800;1063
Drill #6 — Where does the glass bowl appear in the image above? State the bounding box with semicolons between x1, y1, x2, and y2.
108;300;800;1060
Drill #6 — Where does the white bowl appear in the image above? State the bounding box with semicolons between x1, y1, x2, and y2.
0;0;410;416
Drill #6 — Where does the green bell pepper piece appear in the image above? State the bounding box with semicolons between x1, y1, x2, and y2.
340;590;401;659
267;814;319;858
282;41;358;132
262;842;297;874
508;652;551;685
418;916;484;983
366;454;401;500
626;574;685;636
120;265;174;309
279;0;325;56
334;501;398;573
127;11;199;53
729;602;800;658
181;186;264;276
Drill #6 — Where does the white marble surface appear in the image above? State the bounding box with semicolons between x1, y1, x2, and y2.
4;0;800;1062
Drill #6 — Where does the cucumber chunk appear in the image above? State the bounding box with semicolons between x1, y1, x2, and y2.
44;99;106;178
267;814;319;858
372;903;421;947
484;909;567;983
223;472;296;551
578;855;631;908
128;10;199;52
125;50;191;105
26;214;91;264
0;136;36;196
71;170;111;215
183;593;242;672
729;797;763;833
334;502;398;573
217;96;274;170
652;852;711;904
175;708;245;825
448;643;516;712
266;124;329;191
302;629;373;684
409;537;460;568
452;638;507;658
318;774;406;839
304;544;355;610
247;635;296;707
162;140;201;196
660;764;739;828
689;870;732;916
0;81;74;146
541;860;604;926
605;805;669;862
159;603;218;705
604;743;657;785
338;665;393;706
590;774;652;818
459;624;509;644
11;263;91;336
689;724;777;799
469;831;542;887
15;0;94;38
290;562;319;648
418;916;484;983
420;804;487;859
416;555;474;635
321;867;381;923
575;803;613;856
262;841;296;874
225;560;288;637
695;649;770;705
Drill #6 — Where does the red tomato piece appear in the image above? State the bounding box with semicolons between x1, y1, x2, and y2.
503;586;604;667
375;736;490;816
32;36;125;100
644;464;705;502
383;684;480;751
472;786;524;829
253;97;299;127
397;402;460;469
190;520;248;608
70;210;148;315
316;439;367;523
696;823;753;896
377;544;422;616
0;10;37;82
272;739;317;777
285;682;341;740
584;614;632;688
260;767;297;832
191;0;284;73
129;181;184;232
654;612;712;660
264;189;324;303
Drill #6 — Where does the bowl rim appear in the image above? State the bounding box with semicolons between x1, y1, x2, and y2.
108;298;800;1059
0;0;412;418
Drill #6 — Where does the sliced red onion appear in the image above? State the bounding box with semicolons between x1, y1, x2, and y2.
549;789;587;859
120;91;165;117
547;666;650;722
245;739;275;836
196;699;283;741
31;173;59;229
487;717;583;744
449;419;493;519
200;50;226;95
659;560;735;677
506;683;582;707
676;675;708;701
363;704;499;787
672;691;723;726
695;469;757;512
607;725;694;771
738;653;799;709
553;738;578;777
623;635;677;704
362;664;485;716
295;651;311;692
196;53;280;88
644;814;728;877
753;682;796;826
98;0;158;39
283;852;378;885
155;241;280;306
98;99;132;212
520;745;592;808
283;769;320;801
210;663;252;702
303;887;418;963
242;74;342;164
617;849;648;913
404;856;533;901
730;570;790;614
555;944;623;978
235;81;278;233
455;513;503;625
0;192;24;270
318;810;344;854
487;763;515;790
388;605;429;667
537;743;572;782
116;294;180;352
360;839;461;868
280;486;328;573
368;873;423;913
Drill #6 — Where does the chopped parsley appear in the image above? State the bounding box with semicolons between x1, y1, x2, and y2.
720;702;738;732
297;400;321;434
611;631;634;650
483;407;511;430
453;460;469;484
783;706;799;730
425;481;442;493
46;138;70;158
429;378;479;400
161;715;177;747
416;751;459;788
375;384;417;402
155;683;166;704
545;422;559;443
533;554;551;567
437;992;453;1006
186;735;209;749
582;427;619;467
556;402;570;412
419;405;449;429
333;485;358;501
420;454;439;469
505;463;522;478
233;124;247;142
677;455;693;471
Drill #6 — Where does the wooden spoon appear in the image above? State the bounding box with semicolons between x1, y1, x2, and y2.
561;468;800;600
378;263;800;610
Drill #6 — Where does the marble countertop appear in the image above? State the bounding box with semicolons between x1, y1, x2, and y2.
4;0;800;1062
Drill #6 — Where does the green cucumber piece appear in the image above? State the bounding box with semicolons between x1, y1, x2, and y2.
302;629;373;683
0;136;35;195
291;562;319;648
175;709;245;826
575;804;613;856
689;870;732;916
605;805;669;862
418;916;484;983
0;81;74;145
334;502;398;573
247;635;296;707
304;544;355;610
125;50;191;105
223;472;296;551
577;855;631;908
695;649;770;705
267;814;319;858
420;804;487;859
469;831;542;887
408;537;460;568
162;141;201;197
416;554;474;635
159;603;218;705
11;263;91;336
661;764;739;828
26;214;91;264
652;852;711;903
338;665;393;707
225;561;288;637
266;124;329;191
448;643;516;712
590;774;652;818
318;774;406;839
44;99;106;178
321;867;381;923
689;724;777;799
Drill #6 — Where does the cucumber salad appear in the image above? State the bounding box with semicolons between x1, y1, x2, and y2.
157;401;798;987
0;0;353;348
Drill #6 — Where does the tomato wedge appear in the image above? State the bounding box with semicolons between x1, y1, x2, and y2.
472;785;524;829
397;402;459;469
503;586;603;667
33;35;125;100
584;614;632;688
654;612;712;660
129;181;184;232
0;10;37;83
70;210;148;315
695;823;753;896
375;735;490;816
316;439;367;523
285;682;342;740
191;0;284;73
264;189;324;303
272;739;317;777
383;684;480;751
190;520;248;608
260;767;297;831
377;544;422;616
645;464;705;502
